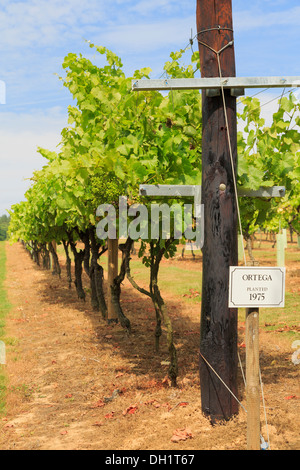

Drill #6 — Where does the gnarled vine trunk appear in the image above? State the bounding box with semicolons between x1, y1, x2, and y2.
41;243;51;270
89;228;107;319
49;242;61;277
69;240;86;302
110;238;132;332
126;238;178;387
62;240;72;289
149;240;177;387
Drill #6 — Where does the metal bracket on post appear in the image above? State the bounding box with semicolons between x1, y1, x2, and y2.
206;88;245;98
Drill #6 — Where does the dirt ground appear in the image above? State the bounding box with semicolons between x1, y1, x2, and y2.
0;242;299;450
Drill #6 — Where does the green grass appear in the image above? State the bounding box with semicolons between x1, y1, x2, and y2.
99;253;202;303
128;259;202;301
259;291;300;340
0;241;11;415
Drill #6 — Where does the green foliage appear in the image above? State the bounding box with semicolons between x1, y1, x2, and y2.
9;44;202;254
8;43;300;250
0;215;10;241
237;92;300;237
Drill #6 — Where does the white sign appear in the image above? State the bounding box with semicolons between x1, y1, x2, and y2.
229;267;285;308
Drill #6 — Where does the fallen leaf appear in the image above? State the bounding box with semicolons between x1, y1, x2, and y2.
104;412;115;419
65;394;73;399
182;289;200;299
92;421;104;427
171;428;194;443
123;404;138;416
115;372;124;378
60;430;68;435
284;395;299;400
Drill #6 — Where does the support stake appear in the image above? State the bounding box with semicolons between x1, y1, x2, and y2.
246;307;261;450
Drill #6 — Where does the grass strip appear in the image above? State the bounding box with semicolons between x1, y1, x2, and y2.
0;242;11;414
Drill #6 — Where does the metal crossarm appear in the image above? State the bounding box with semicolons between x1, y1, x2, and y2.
139;184;286;199
132;76;300;92
140;184;196;198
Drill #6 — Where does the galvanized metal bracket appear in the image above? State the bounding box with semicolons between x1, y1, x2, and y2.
206;87;245;97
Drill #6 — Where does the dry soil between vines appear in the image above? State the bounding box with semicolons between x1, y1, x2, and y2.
0;242;299;450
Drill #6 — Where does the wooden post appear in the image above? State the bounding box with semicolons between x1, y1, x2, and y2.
246;308;261;450
197;0;239;421
277;233;285;267
107;238;119;323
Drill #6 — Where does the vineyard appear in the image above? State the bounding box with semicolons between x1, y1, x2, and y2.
1;44;300;450
0;239;299;450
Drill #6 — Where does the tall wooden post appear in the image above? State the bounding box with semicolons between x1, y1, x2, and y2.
246;308;261;450
107;238;119;323
197;0;239;421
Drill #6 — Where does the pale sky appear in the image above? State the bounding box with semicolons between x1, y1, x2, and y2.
0;0;299;215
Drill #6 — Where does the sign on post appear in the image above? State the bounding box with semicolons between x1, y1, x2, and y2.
229;266;286;308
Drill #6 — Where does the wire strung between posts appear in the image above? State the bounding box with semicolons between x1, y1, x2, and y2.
201;351;270;450
216;52;247;267
200;352;247;413
237;88;270;106
260;366;271;450
238;349;246;387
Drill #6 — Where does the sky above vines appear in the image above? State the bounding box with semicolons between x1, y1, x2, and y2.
0;0;299;214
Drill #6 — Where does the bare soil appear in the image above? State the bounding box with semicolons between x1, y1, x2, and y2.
0;242;299;450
